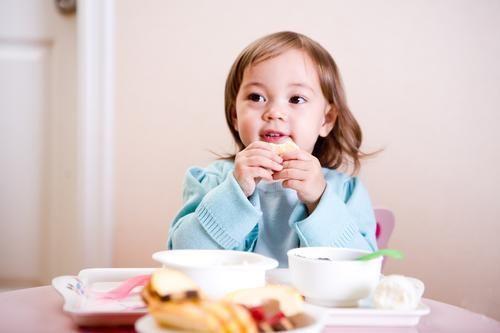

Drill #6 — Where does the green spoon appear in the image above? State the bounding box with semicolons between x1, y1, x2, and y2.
356;249;404;261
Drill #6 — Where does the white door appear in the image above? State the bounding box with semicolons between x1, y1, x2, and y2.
0;0;81;287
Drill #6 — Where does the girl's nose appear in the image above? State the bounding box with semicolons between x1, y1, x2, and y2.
263;104;287;121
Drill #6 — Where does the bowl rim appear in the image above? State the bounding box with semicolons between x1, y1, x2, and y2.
152;249;279;270
287;247;383;264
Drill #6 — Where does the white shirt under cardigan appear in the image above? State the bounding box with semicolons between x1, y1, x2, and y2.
168;160;377;267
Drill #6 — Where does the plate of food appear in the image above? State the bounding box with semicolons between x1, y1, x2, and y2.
135;268;326;333
317;274;429;327
52;250;279;327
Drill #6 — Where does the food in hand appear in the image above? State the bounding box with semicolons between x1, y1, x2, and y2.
142;269;310;332
269;139;299;156
372;275;425;310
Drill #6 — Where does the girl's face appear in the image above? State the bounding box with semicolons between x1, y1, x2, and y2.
233;49;336;154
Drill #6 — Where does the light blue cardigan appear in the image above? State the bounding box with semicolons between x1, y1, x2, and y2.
168;160;377;267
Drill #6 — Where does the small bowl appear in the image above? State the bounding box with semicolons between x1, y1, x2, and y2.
287;247;382;307
152;250;278;299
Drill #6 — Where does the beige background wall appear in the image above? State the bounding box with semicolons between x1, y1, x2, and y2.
113;0;500;320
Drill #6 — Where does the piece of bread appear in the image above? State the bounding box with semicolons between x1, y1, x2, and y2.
225;285;304;317
269;139;299;156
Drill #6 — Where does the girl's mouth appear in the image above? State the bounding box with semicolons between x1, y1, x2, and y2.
261;131;289;143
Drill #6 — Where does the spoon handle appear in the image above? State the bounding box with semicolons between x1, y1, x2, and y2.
357;249;404;261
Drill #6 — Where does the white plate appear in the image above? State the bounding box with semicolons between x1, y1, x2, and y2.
266;268;430;327
312;299;430;327
135;303;326;333
52;268;156;326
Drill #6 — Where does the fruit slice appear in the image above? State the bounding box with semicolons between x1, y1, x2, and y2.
270;139;299;156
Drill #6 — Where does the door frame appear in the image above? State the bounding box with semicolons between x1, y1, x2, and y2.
76;0;115;268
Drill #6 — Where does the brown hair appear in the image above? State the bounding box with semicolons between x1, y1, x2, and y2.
224;31;372;174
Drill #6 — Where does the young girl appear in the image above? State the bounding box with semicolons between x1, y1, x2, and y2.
168;31;377;267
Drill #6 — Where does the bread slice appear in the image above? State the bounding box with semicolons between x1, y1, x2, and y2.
225;285;304;317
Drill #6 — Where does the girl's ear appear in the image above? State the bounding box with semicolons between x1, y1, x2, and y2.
319;105;337;137
231;107;239;132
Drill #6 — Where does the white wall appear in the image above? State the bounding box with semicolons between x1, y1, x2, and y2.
113;0;500;320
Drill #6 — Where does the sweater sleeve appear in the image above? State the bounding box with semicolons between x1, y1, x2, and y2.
289;175;377;251
168;161;262;250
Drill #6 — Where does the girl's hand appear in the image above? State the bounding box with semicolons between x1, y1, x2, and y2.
233;141;283;197
273;149;326;213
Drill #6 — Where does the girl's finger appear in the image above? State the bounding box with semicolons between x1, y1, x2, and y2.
245;156;283;171
241;145;283;164
246;141;275;152
282;159;311;171
253;149;283;164
273;168;307;181
280;149;310;161
282;179;303;191
248;166;274;181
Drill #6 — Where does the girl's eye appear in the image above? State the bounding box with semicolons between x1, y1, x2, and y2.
289;96;306;104
248;93;266;103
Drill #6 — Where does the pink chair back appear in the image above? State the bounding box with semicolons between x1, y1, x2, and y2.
374;208;395;249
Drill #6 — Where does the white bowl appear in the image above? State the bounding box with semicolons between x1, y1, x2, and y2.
287;247;382;307
152;250;278;299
